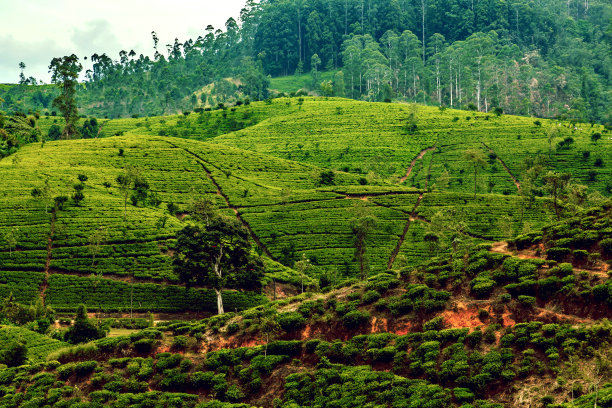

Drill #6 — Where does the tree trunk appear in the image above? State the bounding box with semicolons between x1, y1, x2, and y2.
421;0;426;64
214;246;225;314
214;288;224;315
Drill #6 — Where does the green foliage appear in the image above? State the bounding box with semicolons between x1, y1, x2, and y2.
63;304;106;344
0;340;27;367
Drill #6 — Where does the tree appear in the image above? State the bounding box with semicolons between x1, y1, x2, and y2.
31;177;52;212
88;226;107;266
293;253;313;293
351;215;377;279
311;53;321;88
463;149;487;198
518;155;545;225
116;166;139;221
547;125;561;157
64;304;106;344
48;54;82;139
18;62;26;85
239;55;269;101
4;228;17;257
190;197;217;225
173;217;263;314
259;317;282;357
47;124;61;141
543;171;571;220
333;71;345;97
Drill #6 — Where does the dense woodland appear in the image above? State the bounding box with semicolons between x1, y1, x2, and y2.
1;0;611;122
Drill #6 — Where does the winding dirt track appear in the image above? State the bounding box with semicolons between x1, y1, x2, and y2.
164;140;275;260
480;141;521;191
398;146;437;184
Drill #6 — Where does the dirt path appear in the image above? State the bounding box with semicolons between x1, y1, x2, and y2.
41;206;57;306
388;147;438;268
480;142;521;191
164;141;275;260
387;193;424;269
490;241;543;259
398;146;437;184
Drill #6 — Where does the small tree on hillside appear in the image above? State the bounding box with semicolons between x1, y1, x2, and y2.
64;304;106;344
260;317;283;357
48;54;82;139
351;215;377;280
547;125;561;157
173;216;263;315
333;71;345;97
294;253;313;293
543;171;571;220
88;226;107;266
463;149;487;198
190;197;217;226
311;53;321;88
116;166;140;221
4;228;18;257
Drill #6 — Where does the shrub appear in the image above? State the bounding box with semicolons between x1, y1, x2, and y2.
277;312;307;332
0;341;27;367
546;247;571;262
341;310;370;329
518;295;536;307
74;361;97;377
318;170;335;186
454;387;475;403
266;341;302;356
171;336;188;350
423;316;445;331
471;277;496;298
600;238;612;256
133;338;156;354
190;371;214;389
362;290;381;304
226;323;239;334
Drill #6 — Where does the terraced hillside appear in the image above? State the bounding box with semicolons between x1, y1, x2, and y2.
36;98;611;195
6;98;610;314
0;203;609;407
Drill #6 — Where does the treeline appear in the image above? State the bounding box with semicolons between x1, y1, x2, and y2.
254;0;611;122
2;0;611;122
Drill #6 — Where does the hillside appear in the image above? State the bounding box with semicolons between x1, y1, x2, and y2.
0;203;609;407
34;98;610;195
0;97;610;407
3;99;610;315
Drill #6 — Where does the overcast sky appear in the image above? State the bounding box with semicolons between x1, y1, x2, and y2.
0;0;247;84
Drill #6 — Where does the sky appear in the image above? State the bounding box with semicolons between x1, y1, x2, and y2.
0;0;247;84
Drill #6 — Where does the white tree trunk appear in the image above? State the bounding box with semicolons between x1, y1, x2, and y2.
214;246;224;314
215;288;224;315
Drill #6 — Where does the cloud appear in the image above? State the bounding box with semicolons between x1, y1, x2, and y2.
0;35;66;83
71;19;122;56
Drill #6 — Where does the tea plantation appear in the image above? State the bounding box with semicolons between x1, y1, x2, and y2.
4;98;611;317
0;201;609;407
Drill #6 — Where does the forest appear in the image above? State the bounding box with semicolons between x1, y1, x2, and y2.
1;0;610;123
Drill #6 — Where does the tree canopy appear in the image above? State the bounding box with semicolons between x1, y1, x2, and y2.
173;216;264;314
